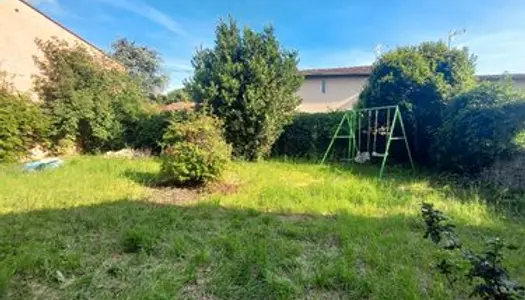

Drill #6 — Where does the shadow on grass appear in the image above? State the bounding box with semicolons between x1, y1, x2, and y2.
122;169;206;190
123;169;162;187
1;200;524;299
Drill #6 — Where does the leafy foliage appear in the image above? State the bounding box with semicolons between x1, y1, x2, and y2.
110;38;168;95
33;38;148;153
160;113;231;185
421;203;525;300
271;112;347;159
127;110;175;154
186;18;303;160
0;74;49;161
433;81;525;173
359;42;476;164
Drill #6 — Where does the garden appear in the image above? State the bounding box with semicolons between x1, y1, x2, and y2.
1;19;525;300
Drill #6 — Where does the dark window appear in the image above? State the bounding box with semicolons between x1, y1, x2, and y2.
321;80;327;93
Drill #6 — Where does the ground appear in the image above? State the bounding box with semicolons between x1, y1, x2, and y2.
0;156;524;299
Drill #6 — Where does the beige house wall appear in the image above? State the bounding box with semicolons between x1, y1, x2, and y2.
296;76;368;112
511;78;525;90
0;0;118;100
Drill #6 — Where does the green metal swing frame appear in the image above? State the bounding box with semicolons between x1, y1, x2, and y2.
320;105;414;179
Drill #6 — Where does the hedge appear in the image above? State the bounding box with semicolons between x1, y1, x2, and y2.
271;112;347;160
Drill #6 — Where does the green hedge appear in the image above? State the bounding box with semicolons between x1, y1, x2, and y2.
271;112;347;160
0;90;49;162
433;81;525;173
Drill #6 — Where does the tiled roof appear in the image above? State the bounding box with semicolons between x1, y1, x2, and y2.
478;73;525;80
299;66;372;77
160;102;195;112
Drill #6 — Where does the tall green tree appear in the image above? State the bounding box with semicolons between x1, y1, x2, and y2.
110;38;168;95
359;41;477;164
186;18;303;160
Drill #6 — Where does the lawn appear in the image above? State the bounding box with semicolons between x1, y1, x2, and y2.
0;156;524;299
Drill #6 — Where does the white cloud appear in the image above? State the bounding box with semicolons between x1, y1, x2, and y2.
93;0;185;36
27;0;56;4
28;0;70;17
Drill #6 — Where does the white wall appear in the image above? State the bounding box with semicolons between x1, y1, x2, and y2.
296;76;368;112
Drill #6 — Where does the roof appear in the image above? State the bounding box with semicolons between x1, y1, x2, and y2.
478;73;525;81
160;102;195;112
300;65;525;81
18;0;121;67
300;66;372;77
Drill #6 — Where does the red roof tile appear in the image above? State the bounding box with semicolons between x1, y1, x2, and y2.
161;102;195;112
299;65;372;77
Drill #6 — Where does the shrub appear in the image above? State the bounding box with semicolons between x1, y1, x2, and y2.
421;203;524;300
33;38;148;153
127;110;175;154
359;41;476;164
0;74;48;162
186;18;303;160
271;112;347;160
160;114;231;185
433;81;525;173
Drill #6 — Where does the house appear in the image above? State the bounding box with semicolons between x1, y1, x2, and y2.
296;66;371;113
478;74;525;90
0;0;121;100
297;66;525;113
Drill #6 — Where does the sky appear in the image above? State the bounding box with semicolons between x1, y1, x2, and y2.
30;0;525;91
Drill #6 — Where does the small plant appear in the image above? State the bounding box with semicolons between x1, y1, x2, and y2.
160;113;231;185
421;203;524;300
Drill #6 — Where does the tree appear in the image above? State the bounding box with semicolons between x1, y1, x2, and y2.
33;38;147;153
185;18;303;160
110;38;168;95
359;41;476;164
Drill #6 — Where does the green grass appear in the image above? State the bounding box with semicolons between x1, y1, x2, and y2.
0;156;524;299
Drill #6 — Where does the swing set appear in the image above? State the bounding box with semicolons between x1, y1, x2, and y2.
320;105;414;179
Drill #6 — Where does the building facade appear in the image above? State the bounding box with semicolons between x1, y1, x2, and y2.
297;66;525;113
0;0;119;100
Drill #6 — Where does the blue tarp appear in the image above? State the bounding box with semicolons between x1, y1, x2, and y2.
23;158;64;172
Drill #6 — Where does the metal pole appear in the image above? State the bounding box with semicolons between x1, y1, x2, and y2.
397;107;415;172
321;113;346;164
347;113;352;162
379;107;399;179
367;110;372;153
357;112;361;152
373;109;378;154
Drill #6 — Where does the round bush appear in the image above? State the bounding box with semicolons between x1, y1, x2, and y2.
433;81;525;173
160;114;231;185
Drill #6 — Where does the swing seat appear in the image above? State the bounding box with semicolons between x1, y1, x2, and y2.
372;152;385;157
354;152;371;163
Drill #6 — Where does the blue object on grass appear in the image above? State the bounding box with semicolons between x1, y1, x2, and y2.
23;158;64;172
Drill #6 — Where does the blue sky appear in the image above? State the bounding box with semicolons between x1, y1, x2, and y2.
30;0;525;90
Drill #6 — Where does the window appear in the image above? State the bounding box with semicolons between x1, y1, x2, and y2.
321;80;327;94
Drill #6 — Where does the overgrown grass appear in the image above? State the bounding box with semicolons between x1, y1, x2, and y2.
0;156;524;299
